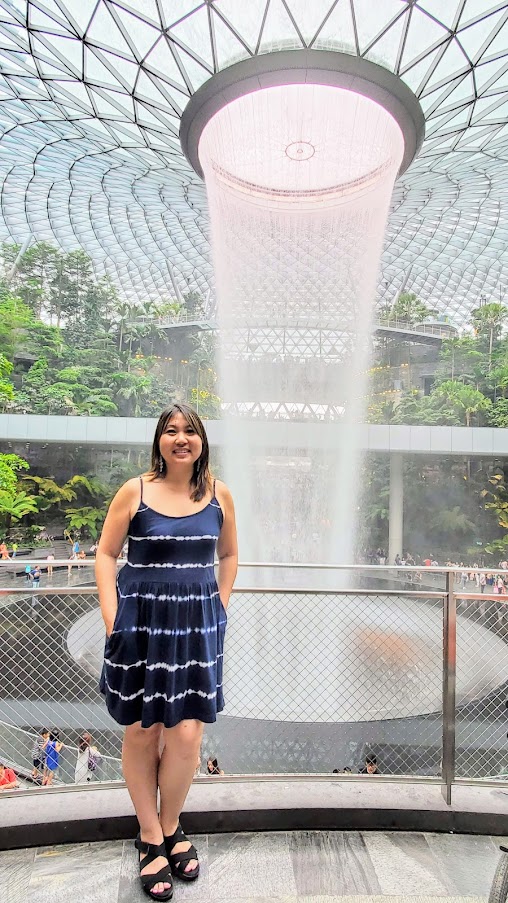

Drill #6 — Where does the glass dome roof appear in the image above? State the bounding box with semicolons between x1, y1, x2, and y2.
0;0;506;322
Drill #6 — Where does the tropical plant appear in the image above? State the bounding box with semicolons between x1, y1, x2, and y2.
64;506;106;538
0;489;39;535
381;291;435;326
471;302;508;371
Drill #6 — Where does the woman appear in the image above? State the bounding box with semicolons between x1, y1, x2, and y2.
96;403;237;901
206;757;224;776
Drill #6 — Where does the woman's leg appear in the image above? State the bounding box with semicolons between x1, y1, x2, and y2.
123;722;171;896
159;719;203;873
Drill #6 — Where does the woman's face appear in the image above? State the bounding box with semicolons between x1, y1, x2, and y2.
159;412;203;471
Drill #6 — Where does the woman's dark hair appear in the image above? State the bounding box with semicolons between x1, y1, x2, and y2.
147;403;212;502
207;757;220;774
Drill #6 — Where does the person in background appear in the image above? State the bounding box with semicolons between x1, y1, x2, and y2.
42;732;64;786
0;762;19;790
32;565;41;589
72;538;80;556
0;541;10;560
24;563;32;583
11;542;17;558
46;552;55;579
31;727;49;783
361;754;380;775
206;757;224;775
75;732;101;783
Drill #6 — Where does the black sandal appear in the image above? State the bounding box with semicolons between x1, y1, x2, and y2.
164;823;199;881
135;834;173;900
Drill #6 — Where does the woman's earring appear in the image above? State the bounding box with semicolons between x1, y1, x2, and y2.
159;455;164;473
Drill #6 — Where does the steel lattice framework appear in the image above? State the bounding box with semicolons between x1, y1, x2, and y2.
0;0;506;322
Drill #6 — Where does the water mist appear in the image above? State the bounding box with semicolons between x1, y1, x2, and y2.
198;83;404;569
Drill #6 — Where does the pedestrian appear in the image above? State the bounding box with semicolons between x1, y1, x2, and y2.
32;565;41;589
74;732;101;783
11;542;17;559
42;732;64;786
0;541;10;560
24;564;32;583
31;727;49;783
96;403;238;901
46;553;55;578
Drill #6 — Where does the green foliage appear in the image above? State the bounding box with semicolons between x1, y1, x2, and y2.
0;454;29;494
64;506;106;538
381;291;435;326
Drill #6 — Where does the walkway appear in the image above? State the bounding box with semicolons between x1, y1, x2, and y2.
2;413;508;456
0;830;500;902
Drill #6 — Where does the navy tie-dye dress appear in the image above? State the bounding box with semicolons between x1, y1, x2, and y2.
100;478;227;728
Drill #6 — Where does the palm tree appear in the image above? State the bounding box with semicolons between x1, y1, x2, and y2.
471;302;508;371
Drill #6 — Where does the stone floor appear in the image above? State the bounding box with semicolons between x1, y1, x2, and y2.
0;830;505;903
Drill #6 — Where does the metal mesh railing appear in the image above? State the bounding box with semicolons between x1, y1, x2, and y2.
0;568;506;791
455;593;508;780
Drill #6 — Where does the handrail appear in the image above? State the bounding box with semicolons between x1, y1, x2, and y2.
0;567;506;802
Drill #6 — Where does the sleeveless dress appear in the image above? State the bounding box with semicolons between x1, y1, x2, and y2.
100;479;227;728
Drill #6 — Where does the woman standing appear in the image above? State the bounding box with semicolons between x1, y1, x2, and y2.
96;403;237;901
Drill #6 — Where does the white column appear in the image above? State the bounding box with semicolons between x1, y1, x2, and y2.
388;452;404;563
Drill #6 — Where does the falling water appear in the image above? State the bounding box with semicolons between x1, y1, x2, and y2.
199;84;404;569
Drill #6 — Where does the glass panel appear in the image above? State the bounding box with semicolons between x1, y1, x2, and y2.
353;0;405;55
113;6;160;59
458;11;507;62
416;0;462;31
365;12;408;72
159;0;205;30
258;0;304;51
401;7;449;69
210;9;251;69
214;0;267;51
144;35;190;90
170;3;214;67
85;2;132;59
284;0;336;45
312;0;356;54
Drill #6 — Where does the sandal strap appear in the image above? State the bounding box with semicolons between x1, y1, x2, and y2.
140;863;173;892
168;846;198;868
135;837;168;869
164;824;198;868
164;823;186;847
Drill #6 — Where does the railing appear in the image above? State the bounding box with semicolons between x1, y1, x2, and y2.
128;313;458;339
0;564;507;803
374;318;459;338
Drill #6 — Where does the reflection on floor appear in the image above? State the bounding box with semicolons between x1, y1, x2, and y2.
0;830;503;903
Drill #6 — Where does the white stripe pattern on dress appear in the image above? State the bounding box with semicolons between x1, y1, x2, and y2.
110;624;223;637
128;534;218;542
105;655;223;671
117;589;220;602
104;680;221;703
126;561;215;569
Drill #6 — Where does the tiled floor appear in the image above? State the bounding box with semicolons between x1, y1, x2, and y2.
0;831;504;903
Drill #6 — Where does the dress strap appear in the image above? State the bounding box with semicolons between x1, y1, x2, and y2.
213;478;216;497
139;476;144;503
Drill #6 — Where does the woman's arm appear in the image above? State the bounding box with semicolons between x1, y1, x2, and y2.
215;482;238;609
95;479;138;636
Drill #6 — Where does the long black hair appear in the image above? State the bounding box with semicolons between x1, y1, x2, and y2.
146;403;212;502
